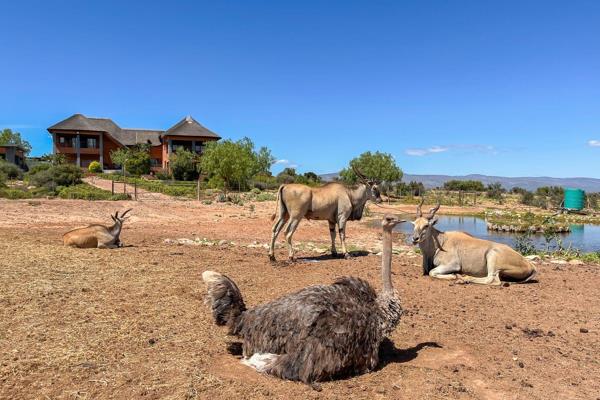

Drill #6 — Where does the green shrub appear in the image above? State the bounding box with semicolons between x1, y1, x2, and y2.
58;183;130;200
28;164;82;191
251;187;261;195
171;147;199;181
155;170;171;180
255;192;276;202
0;188;30;199
88;161;102;173
26;163;51;177
125;145;151;176
252;173;278;191
0;160;23;180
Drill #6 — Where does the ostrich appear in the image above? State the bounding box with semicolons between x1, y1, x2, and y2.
202;214;405;383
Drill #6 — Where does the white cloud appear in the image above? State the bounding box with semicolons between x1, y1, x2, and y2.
405;146;450;156
588;140;600;147
405;144;497;157
274;159;299;169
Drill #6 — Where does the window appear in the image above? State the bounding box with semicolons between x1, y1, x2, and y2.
87;138;97;148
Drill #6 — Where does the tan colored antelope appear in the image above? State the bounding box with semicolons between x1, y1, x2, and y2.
269;167;382;261
63;209;132;249
411;200;537;285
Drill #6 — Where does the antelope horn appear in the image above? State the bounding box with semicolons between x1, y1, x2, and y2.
120;208;132;218
114;211;119;218
427;202;441;219
416;197;424;217
352;165;367;181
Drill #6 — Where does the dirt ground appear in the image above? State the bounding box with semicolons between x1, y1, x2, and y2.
0;198;598;400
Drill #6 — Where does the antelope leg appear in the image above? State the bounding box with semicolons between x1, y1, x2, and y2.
428;264;461;280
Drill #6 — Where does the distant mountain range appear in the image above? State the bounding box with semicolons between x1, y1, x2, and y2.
319;173;600;192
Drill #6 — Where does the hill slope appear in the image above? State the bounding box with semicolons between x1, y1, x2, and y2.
319;173;600;192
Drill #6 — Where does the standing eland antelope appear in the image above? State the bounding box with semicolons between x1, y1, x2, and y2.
269;167;382;261
63;209;132;249
411;200;537;285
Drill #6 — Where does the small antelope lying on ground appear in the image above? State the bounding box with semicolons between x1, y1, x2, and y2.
63;209;132;249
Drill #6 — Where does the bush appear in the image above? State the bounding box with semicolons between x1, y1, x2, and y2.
255;192;276;202
250;188;261;195
0;160;23;180
170;147;199;181
27;163;51;176
520;191;535;205
155;170;171;180
125;145;151;176
88;161;102;173
58;183;130;200
0;188;30;199
252;174;278;191
28;164;83;192
443;180;485;192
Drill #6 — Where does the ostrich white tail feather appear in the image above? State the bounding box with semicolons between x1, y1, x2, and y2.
241;353;279;372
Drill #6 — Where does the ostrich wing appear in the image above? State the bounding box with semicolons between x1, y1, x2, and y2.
239;277;381;357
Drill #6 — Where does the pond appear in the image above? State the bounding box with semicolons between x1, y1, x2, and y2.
394;215;600;253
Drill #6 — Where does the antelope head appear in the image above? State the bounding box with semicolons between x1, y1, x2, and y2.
352;165;382;204
411;199;440;245
111;208;132;226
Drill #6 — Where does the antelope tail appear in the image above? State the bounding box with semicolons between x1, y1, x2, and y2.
202;271;247;334
270;185;286;221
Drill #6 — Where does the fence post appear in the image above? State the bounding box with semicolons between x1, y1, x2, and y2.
123;181;126;195
111;180;114;195
474;192;477;206
134;182;138;201
197;179;201;201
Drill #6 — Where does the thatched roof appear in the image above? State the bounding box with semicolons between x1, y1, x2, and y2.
48;114;221;146
164;116;221;139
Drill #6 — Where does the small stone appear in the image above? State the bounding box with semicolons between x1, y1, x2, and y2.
148;338;157;345
505;324;513;330
518;361;524;368
580;328;589;333
502;282;510;287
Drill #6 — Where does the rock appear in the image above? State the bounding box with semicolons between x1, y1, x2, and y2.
580;328;589;333
518;361;525;368
218;240;228;246
525;255;541;261
550;259;568;265
569;259;584;265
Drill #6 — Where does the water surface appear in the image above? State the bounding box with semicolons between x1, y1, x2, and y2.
394;215;600;253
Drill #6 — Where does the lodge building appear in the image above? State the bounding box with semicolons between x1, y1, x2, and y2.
47;114;221;171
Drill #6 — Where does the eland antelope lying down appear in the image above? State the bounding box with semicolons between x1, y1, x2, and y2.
63;209;131;249
411;201;537;286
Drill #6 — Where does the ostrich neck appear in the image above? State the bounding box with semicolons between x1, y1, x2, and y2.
382;228;394;293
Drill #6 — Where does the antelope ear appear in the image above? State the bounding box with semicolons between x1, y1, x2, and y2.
410;221;416;226
429;217;439;226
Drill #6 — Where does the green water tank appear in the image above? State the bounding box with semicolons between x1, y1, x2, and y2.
564;188;585;210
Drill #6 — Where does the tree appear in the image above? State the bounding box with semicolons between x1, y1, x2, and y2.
443;180;485;192
0;128;32;154
339;151;402;184
200;137;265;192
124;144;151;176
255;147;276;176
110;148;130;175
486;182;505;201
170;147;199;181
276;168;298;184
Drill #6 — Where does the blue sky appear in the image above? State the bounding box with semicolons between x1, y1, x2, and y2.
1;1;599;177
